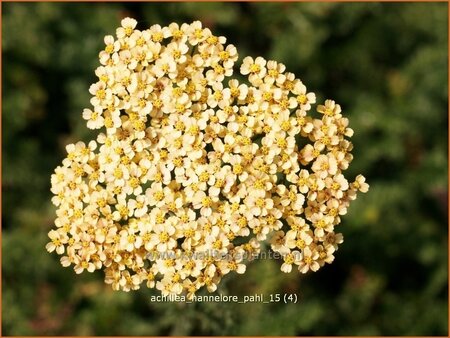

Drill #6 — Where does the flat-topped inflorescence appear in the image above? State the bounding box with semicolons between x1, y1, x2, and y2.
48;18;369;298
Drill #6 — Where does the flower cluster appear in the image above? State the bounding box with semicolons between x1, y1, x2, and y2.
48;18;368;297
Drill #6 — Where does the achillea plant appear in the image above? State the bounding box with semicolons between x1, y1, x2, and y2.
47;18;368;297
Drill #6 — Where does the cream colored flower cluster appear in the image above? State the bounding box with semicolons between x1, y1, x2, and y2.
48;18;368;297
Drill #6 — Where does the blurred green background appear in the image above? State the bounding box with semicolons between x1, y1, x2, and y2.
2;2;448;336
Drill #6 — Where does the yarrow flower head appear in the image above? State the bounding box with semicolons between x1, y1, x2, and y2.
48;18;368;298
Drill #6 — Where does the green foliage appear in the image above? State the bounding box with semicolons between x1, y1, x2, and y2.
2;2;447;335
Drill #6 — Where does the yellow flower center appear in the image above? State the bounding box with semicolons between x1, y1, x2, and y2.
125;27;133;36
297;94;307;105
281;121;291;131
207;35;218;44
219;51;230;60
237;217;247;228
156;213;165;224
249;64;261;73
201;197;213;208
114;168;123;179
184;229;194;238
199;172;210;182
105;44;114;54
213;240;222;250
172;29;183;38
152;32;164;42
256;198;265;208
159;232;169;243
268;69;278;77
284;253;295;264
96;89;106;100
296;239;306;249
153;191;164;201
233;164;243;175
